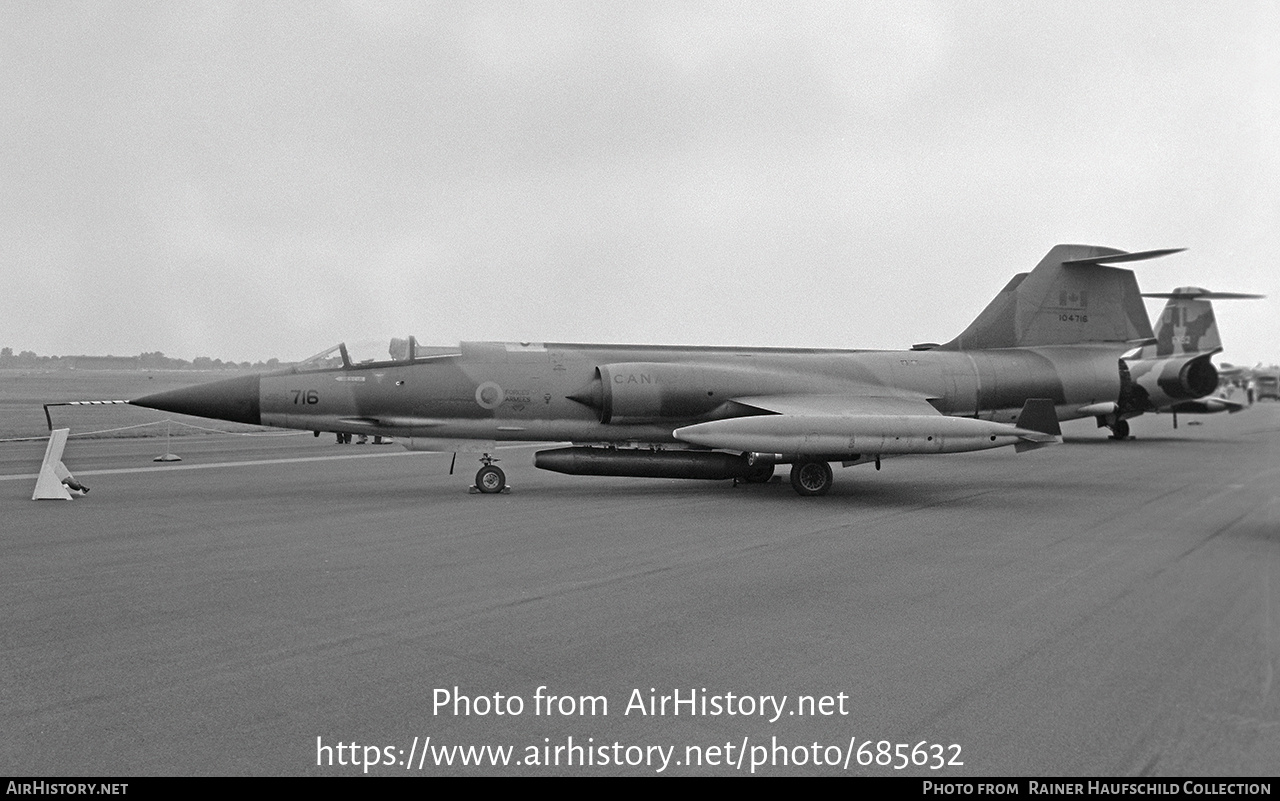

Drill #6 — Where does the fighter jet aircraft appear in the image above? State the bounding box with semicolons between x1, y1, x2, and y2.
129;244;1246;496
1116;287;1263;429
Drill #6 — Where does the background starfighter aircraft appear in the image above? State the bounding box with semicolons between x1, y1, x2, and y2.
1119;287;1264;428
130;244;1251;496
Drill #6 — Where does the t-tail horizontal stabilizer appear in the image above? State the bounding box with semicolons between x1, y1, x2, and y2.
1014;398;1062;453
1061;248;1185;267
1140;290;1265;300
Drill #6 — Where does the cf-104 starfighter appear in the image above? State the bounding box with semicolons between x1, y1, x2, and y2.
130;244;1253;496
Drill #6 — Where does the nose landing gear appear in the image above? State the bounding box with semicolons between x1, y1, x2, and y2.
471;454;509;494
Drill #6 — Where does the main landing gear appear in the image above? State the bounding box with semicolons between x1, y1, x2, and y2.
472;454;508;494
1098;413;1133;441
1108;419;1131;441
789;460;833;496
743;463;776;484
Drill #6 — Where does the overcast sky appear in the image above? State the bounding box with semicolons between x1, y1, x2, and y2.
3;1;1277;366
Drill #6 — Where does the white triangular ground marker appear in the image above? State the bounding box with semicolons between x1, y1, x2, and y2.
152;419;182;462
32;428;83;500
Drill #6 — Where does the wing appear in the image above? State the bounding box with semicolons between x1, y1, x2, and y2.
733;393;946;418
674;393;1059;457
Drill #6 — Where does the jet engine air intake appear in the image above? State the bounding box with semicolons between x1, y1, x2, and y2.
567;363;751;424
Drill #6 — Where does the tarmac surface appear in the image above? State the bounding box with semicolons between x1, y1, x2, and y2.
2;408;1278;776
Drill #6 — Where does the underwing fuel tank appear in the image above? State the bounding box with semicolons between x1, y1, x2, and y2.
534;447;750;480
673;413;1051;455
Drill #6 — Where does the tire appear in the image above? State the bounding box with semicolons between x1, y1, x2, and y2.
789;460;833;496
1110;419;1130;440
476;465;506;494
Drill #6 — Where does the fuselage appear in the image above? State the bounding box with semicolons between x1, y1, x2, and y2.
241;340;1125;444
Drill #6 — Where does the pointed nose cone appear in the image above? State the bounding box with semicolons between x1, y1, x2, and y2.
131;374;261;425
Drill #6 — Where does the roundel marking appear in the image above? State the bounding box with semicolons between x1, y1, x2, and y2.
475;381;504;409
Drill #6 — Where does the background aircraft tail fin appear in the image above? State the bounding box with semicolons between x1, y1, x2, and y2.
1132;287;1264;359
939;245;1181;350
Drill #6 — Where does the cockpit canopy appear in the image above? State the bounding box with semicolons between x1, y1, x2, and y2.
293;337;460;372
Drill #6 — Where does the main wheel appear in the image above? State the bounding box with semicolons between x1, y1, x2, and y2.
789;460;833;496
744;463;775;484
476;465;506;493
1109;419;1130;440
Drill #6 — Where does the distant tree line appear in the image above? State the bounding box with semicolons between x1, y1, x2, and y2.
0;347;285;370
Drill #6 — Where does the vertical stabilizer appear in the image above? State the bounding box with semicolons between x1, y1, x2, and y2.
939;245;1180;350
1132;288;1263;359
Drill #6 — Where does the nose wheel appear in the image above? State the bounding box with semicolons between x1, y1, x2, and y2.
472;454;508;494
